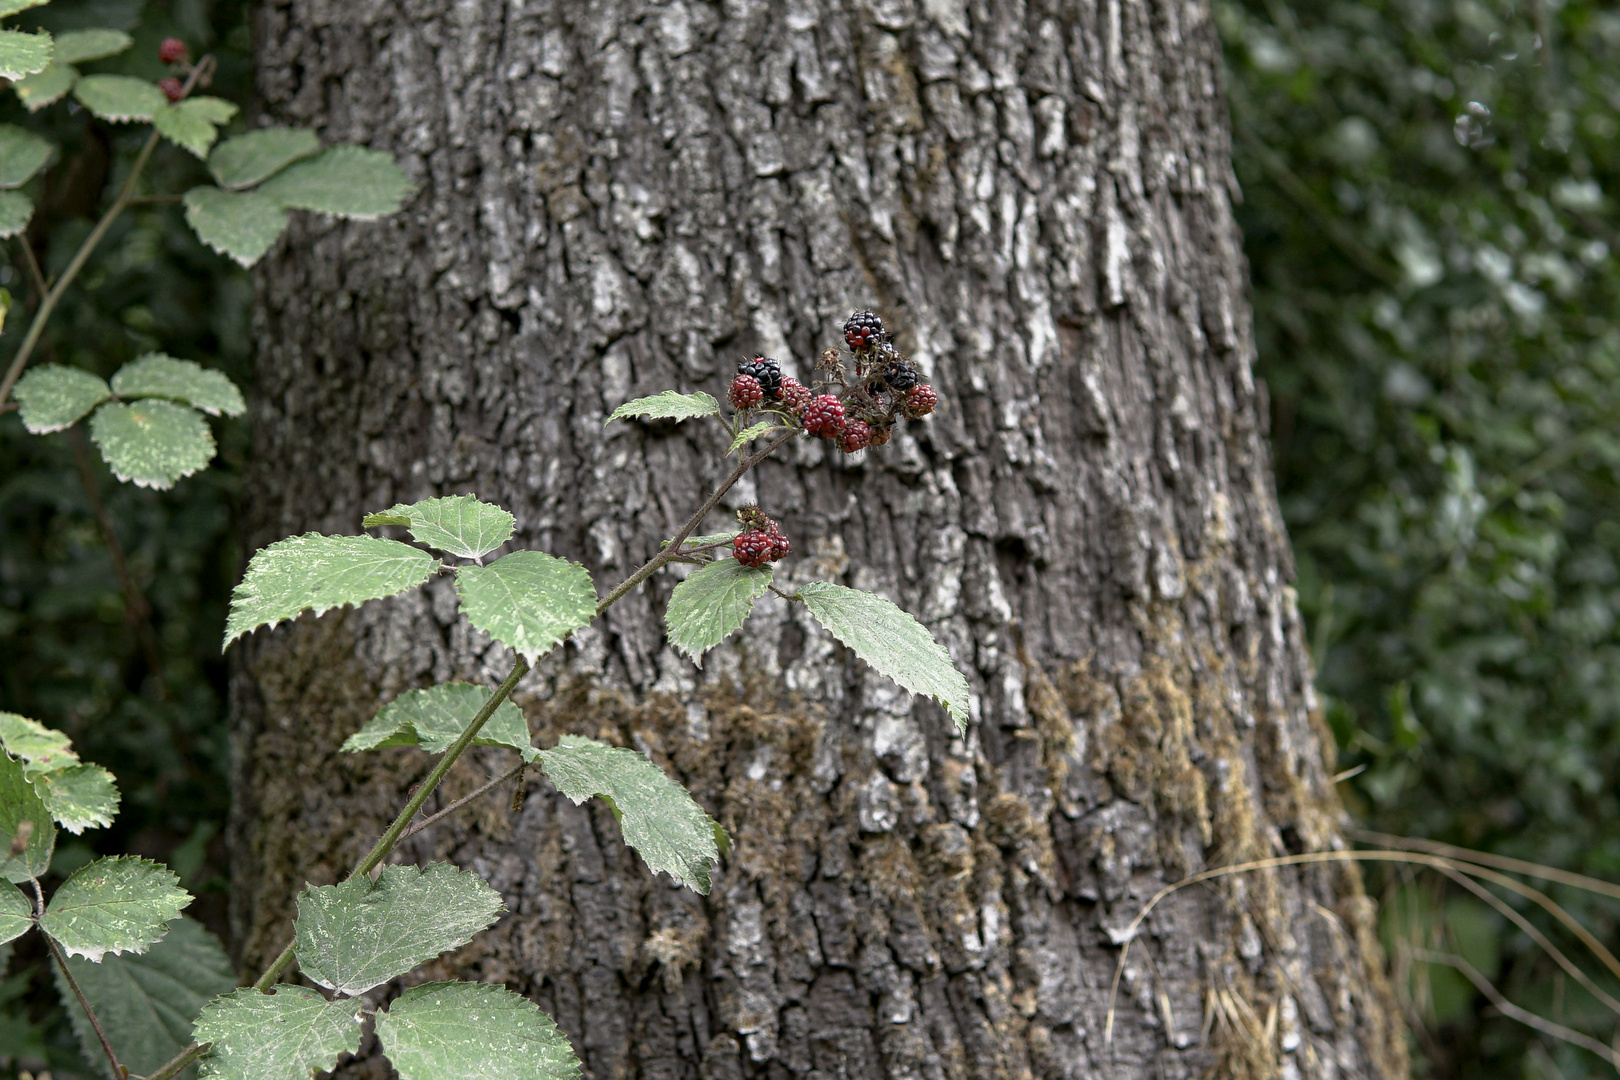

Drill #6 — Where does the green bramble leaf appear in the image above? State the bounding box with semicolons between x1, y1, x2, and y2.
34;765;118;834
153;97;238;159
376;982;581;1080
665;559;772;661
605;390;720;426
363;495;515;559
50;28;130;64
90;399;215;489
13;61;74;110
727;421;778;454
112;353;246;416
798;581;971;732
207;127;320;190
0;882;29;946
0;712;78;777
183;186;289;267
257;145;414;219
0;715;119;833
537;736;724;894
40;855;190;961
12;364;111;432
0;29;51;81
454;551;597;663
72;74;166;122
0;189;30;237
194;986;362;1080
223;533;439;648
293;863;504;996
0;124;52;188
0;0;50;18
343;683;536;762
0;188;33;243
55;917;235;1080
0;750;55;883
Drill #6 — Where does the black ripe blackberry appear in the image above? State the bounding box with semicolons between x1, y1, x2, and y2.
843;310;885;351
882;361;919;392
737;356;782;399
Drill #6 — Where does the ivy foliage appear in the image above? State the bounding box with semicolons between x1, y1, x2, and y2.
1222;0;1620;1073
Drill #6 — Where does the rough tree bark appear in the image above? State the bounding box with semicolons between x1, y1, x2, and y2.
232;0;1406;1077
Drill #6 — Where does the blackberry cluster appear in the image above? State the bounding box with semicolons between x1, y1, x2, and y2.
729;374;764;409
802;394;845;438
844;310;885;352
720;309;938;457
731;508;791;568
882;361;918;392
737;356;782;399
778;376;812;414
802;310;940;452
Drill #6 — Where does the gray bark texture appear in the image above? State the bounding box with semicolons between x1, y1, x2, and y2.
233;0;1406;1077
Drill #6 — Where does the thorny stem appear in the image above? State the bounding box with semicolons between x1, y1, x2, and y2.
250;656;532;993
31;879;127;1079
147;420;801;1080
596;429;798;616
399;761;528;843
0;56;213;411
0;129;162;410
70;427;168;691
17;235;47;298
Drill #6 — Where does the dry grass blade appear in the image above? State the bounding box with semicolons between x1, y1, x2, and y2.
1350;828;1620;903
1103;848;1620;1046
1407;948;1620;1070
1429;862;1620;1018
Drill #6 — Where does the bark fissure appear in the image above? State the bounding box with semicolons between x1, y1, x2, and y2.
234;0;1404;1076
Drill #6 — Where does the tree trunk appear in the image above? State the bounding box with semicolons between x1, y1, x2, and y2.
232;1;1405;1077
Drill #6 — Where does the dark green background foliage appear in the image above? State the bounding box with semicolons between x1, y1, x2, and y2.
4;0;1620;1075
2;0;251;1072
1223;0;1620;1074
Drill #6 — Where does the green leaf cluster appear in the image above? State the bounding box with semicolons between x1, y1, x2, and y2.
190;862;580;1079
0;0;55;84
196;980;579;1080
0;713;118;834
13;354;244;488
185;140;414;266
343;683;537;761
224;497;596;662
1223;1;1620;1072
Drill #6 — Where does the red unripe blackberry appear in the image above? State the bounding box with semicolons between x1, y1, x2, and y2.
766;526;791;560
903;384;938;418
868;425;893;448
736;355;781;398
802;394;846;438
159;77;184;102
843;310;885;351
729;374;764;409
158;37;188;64
733;530;773;568
838;420;871;453
777;376;812;414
